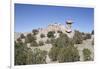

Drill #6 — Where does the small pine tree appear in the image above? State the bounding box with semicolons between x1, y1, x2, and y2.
83;48;91;61
57;46;80;62
53;33;70;48
25;33;36;43
32;48;47;64
47;31;55;38
38;41;44;46
49;46;60;61
30;41;38;47
17;37;23;44
20;33;25;39
15;42;33;65
57;30;62;34
32;29;39;35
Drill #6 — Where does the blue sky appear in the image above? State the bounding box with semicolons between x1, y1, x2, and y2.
15;3;94;33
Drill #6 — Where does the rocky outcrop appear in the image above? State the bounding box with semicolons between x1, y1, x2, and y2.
15;23;74;41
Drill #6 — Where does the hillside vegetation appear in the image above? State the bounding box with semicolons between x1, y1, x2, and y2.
15;24;94;65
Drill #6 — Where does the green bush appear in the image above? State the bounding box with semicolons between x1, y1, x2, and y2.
40;33;45;38
83;48;91;61
38;41;44;46
25;33;36;43
45;39;51;44
17;37;23;44
32;48;47;64
50;38;56;44
57;46;80;62
32;29;39;35
20;33;25;39
30;41;38;47
49;46;80;62
45;38;56;44
49;46;60;61
17;37;21;42
48;32;80;62
47;31;55;38
57;30;62;34
53;33;71;48
73;30;83;44
15;42;33;65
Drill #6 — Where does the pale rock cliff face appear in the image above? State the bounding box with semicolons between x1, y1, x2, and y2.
15;23;74;41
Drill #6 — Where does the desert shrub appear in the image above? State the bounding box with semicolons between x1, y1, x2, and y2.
49;33;80;62
25;33;36;43
15;42;47;65
25;37;29;43
40;33;45;38
32;29;39;35
38;41;44;46
49;46;80;62
45;39;51;44
53;33;71;48
83;48;91;61
20;33;25;39
59;32;66;37
50;38;56;44
68;38;75;46
15;42;33;65
30;41;38;47
49;46;60;61
86;33;91;39
47;31;55;38
73;30;83;44
17;37;21;42
32;48;47;64
57;46;80;62
17;37;23;44
57;30;62;34
45;38;56;44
